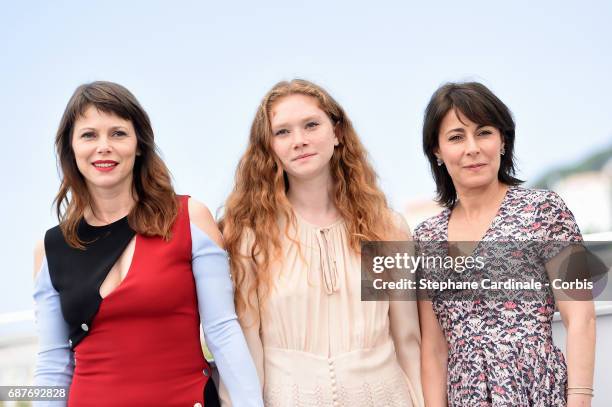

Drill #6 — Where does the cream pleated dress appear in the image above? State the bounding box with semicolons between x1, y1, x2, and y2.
226;212;424;407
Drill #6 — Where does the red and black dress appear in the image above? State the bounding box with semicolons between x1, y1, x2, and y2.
34;196;262;406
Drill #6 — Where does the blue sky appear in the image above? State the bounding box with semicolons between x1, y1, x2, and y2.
1;0;611;315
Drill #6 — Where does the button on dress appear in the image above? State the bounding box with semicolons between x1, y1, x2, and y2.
240;213;422;407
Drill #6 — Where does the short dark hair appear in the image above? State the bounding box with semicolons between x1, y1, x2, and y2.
422;82;523;208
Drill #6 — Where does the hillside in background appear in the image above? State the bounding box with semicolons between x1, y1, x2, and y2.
532;142;612;189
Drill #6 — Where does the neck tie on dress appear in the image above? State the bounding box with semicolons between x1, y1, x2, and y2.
316;228;340;294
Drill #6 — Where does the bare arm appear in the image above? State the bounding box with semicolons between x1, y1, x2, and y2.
34;240;45;277
547;247;595;407
387;213;424;406
390;300;424;407
418;300;448;407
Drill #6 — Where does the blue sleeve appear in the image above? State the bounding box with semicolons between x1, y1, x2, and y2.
190;223;264;407
32;257;74;406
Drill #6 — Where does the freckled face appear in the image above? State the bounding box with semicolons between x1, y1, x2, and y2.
269;94;338;181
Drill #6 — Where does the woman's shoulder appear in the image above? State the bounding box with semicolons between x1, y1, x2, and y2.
413;208;450;241
33;239;46;279
34;223;63;278
513;187;576;225
42;224;68;254
44;223;63;239
508;185;555;199
187;197;224;249
386;209;412;240
506;185;566;210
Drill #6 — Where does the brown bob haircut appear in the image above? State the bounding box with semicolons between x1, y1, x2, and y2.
422;82;523;208
54;81;178;248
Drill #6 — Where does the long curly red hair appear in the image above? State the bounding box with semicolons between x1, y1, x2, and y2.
221;79;395;319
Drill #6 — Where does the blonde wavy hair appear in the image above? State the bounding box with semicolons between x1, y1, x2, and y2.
220;79;395;319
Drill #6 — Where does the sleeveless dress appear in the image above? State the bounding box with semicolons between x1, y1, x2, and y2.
34;196;263;406
414;186;582;406
67;196;215;406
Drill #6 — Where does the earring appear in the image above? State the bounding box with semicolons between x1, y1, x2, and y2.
501;146;505;156
436;157;443;166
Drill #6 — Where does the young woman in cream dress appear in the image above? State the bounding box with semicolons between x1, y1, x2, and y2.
220;79;424;407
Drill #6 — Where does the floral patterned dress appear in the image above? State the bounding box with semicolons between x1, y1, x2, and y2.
414;186;582;406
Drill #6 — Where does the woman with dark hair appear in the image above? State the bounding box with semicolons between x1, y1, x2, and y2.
33;81;263;406
221;79;424;406
415;82;595;406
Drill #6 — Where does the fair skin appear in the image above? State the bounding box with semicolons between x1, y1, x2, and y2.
419;108;595;407
269;94;340;226
72;105;139;225
437;109;508;242
267;94;424;406
34;107;222;298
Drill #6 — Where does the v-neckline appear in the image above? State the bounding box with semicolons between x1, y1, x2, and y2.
442;186;514;257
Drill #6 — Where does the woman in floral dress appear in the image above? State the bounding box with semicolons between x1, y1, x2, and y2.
416;82;595;406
